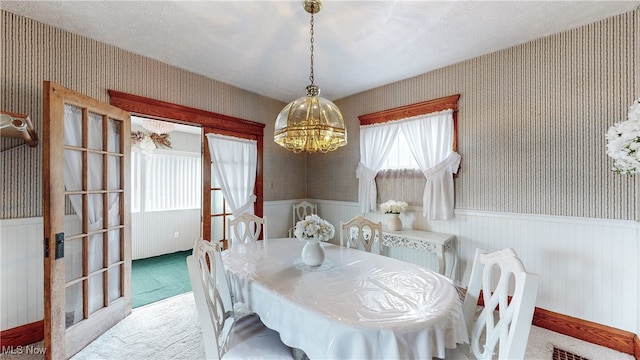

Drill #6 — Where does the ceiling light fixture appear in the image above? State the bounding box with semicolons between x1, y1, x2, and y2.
274;0;347;154
142;119;175;134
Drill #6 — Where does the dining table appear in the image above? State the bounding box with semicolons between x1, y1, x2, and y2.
221;238;469;360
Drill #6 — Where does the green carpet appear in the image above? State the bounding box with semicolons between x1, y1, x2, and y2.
132;250;192;308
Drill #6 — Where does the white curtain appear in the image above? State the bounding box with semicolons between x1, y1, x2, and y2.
143;152;202;211
64;105;121;323
399;109;461;219
357;124;400;213
205;133;257;216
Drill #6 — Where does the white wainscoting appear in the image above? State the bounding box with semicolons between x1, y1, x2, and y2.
1;217;44;331
0;209;200;332
3;203;639;335
372;206;640;334
131;210;200;260
263;200;295;239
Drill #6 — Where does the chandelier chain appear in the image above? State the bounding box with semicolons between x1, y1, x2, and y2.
309;7;315;85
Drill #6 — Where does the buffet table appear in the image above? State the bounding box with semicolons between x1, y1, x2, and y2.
222;238;468;359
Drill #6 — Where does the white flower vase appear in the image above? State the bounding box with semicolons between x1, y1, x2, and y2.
301;240;325;266
387;213;402;231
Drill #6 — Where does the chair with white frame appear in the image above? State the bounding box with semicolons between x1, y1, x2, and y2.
446;248;539;360
227;212;266;247
289;201;317;237
339;215;383;254
187;238;294;359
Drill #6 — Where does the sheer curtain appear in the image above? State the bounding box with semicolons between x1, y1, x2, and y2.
399;109;460;219
205;133;257;216
64;105;121;323
357;123;400;213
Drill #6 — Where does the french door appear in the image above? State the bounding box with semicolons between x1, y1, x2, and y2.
43;81;131;359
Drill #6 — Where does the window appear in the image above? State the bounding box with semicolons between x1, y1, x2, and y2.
357;94;460;218
380;129;420;170
131;149;202;212
209;167;232;244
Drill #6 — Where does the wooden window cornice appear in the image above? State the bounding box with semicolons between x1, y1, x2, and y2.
358;94;460;151
358;94;460;125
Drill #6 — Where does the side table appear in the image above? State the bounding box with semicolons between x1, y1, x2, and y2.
382;228;455;276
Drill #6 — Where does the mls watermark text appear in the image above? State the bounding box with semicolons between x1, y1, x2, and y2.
2;345;47;355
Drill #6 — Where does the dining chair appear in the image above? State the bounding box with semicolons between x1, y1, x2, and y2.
289;201;317;237
339;215;383;254
446;248;539;360
227;212;266;247
187;238;294;360
191;238;252;317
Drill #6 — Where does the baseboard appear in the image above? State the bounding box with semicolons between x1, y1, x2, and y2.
0;320;43;347
0;310;638;358
532;307;636;356
475;291;637;357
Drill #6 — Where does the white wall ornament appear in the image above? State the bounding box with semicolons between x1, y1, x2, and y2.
606;97;640;175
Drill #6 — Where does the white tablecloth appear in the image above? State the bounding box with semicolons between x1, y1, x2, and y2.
222;238;468;359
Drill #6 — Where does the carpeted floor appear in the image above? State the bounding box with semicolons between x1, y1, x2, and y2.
71;293;203;360
2;292;633;360
74;293;637;360
132;250;192;308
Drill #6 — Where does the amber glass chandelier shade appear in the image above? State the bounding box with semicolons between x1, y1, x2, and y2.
274;94;347;153
273;0;346;154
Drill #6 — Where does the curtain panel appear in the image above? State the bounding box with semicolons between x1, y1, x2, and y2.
399;110;460;219
205;133;257;216
357;123;400;213
358;109;460;219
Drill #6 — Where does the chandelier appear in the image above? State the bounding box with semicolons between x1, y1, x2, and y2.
274;0;347;154
142;119;175;134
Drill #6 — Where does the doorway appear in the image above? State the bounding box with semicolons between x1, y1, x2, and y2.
130;117;201;307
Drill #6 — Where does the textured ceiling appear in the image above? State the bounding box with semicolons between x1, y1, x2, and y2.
2;1;638;102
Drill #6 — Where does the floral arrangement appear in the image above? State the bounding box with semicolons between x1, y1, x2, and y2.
294;214;335;242
380;200;408;214
606;98;640;175
131;131;172;154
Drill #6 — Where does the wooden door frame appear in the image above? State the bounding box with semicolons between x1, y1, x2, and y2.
107;90;265;243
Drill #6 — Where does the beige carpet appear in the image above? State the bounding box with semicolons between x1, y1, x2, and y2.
1;292;634;360
0;293;203;360
71;293;203;360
